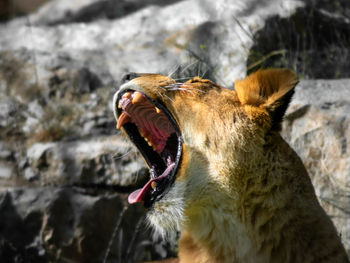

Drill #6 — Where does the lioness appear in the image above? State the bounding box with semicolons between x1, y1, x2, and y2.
113;69;349;263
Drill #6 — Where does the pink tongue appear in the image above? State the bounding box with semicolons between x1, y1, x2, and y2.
128;163;175;204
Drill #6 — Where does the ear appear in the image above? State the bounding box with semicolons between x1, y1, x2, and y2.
235;69;298;130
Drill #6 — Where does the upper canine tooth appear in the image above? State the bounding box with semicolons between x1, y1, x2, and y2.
155;107;161;114
116;112;131;129
132;92;145;104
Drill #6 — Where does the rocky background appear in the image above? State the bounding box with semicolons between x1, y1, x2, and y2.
0;0;349;262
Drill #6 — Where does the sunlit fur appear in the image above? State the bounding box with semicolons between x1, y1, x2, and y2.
115;70;349;263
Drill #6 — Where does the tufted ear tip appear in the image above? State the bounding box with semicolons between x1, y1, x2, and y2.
235;68;298;130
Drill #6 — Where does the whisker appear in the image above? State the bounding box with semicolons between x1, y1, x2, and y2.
180;60;200;75
168;64;181;78
163;84;197;93
163;84;184;89
197;61;201;77
186;86;206;93
163;93;175;103
172;77;196;81
112;149;133;160
157;90;167;101
167;88;194;93
167;84;208;95
200;68;209;79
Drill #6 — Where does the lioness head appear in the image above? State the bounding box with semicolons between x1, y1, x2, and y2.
113;69;298;237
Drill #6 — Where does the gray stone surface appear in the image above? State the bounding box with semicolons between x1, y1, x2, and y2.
282;79;350;250
0;187;170;263
25;136;148;186
0;165;12;179
0;0;303;86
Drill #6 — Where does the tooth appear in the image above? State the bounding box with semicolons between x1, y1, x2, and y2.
139;128;146;137
119;92;133;108
140;129;150;141
155;107;161;114
132;92;145;104
146;136;154;147
116;112;131;129
147;135;153;144
139;128;149;138
151;181;156;190
123;92;132;99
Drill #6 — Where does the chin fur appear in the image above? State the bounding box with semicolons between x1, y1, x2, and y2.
147;181;186;239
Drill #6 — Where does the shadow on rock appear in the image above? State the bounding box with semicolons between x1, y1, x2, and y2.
247;5;350;78
47;0;185;25
0;192;46;263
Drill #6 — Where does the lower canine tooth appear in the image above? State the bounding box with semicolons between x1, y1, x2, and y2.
155;107;161;113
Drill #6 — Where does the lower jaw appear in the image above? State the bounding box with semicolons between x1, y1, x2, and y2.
146;181;186;237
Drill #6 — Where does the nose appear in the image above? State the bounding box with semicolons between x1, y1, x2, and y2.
121;72;141;83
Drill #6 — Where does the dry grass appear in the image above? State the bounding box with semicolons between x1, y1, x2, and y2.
247;5;350;79
32;125;68;142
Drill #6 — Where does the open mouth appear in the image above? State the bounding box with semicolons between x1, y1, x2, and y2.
114;89;182;207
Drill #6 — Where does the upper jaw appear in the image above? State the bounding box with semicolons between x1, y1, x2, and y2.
113;79;183;207
113;81;144;121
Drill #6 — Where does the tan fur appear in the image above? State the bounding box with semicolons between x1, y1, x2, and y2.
116;69;349;262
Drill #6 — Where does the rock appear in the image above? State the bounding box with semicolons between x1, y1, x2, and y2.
247;5;350;78
27;100;45;119
0;191;47;263
0;150;12;160
75;67;103;93
22;116;41;134
0;99;17;120
0;0;304;86
24;167;37;181
26;136;148;186
0;142;13;160
30;0;100;25
82;120;96;134
0;187;174;263
27;142;56;165
0;165;12;179
0;98;18;128
282;79;350;250
21;100;45;134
